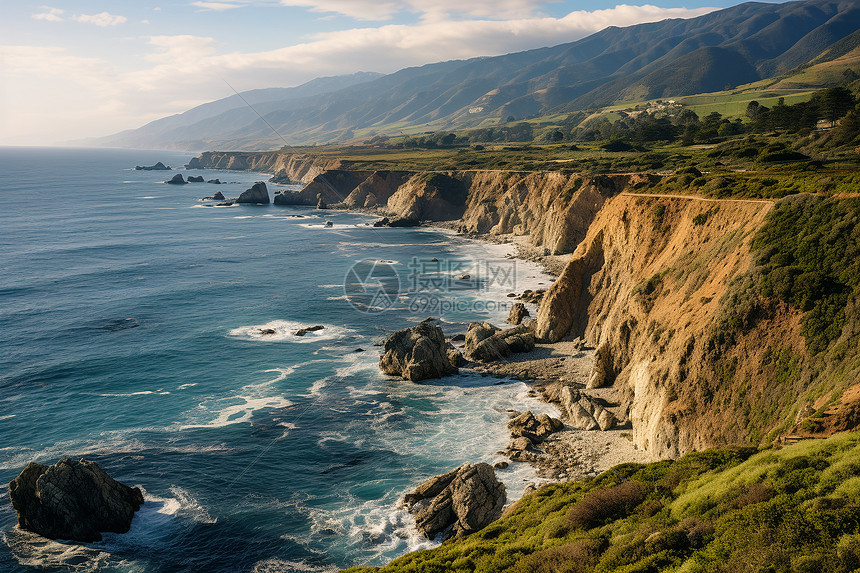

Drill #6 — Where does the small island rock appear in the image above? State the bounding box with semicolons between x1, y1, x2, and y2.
166;174;187;185
236;182;270;204
8;458;144;542
187;175;204;183
135;162;170;170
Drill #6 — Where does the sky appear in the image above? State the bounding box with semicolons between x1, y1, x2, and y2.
0;0;773;145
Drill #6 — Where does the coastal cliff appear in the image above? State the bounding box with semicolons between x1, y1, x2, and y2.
189;150;860;459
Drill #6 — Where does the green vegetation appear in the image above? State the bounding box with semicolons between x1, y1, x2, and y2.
753;196;860;354
345;433;860;573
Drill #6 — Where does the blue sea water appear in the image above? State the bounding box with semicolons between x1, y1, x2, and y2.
0;147;557;572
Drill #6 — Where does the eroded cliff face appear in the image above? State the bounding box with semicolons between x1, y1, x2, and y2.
189;151;337;183
534;194;808;458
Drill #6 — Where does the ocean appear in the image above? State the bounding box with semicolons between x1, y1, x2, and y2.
0;147;558;572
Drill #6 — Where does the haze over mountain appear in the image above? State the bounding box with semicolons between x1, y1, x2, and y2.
93;0;859;152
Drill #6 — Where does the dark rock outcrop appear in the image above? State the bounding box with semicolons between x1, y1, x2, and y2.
187;175;204;183
403;463;505;541
294;325;324;336
135;162;170;170
207;179;221;184
166;174;187;185
236;182;270;204
204;191;226;201
388;215;420;227
379;321;458;381
372;217;390;227
8;458;144;542
464;322;535;362
507;303;529;325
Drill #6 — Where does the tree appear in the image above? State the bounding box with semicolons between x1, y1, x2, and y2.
817;87;855;124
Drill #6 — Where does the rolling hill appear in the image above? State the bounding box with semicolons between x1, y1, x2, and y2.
93;0;860;151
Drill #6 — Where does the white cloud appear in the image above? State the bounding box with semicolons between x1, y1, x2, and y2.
32;7;64;22
2;4;717;144
192;1;243;10
73;12;128;26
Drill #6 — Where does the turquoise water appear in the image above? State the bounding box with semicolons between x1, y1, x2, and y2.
0;147;556;572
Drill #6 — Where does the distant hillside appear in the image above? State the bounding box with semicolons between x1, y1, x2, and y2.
93;0;860;151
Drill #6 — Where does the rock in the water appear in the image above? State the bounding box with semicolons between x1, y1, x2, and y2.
236;182;270;204
205;191;226;201
388;215;419;227
259;328;277;335
379;322;457;381
294;325;324;337
207;179;222;184
135;162;170;170
187;175;204;183
506;303;529;325
166;174;187;185
324;221;334;228
404;463;505;541
8;458;144;542
372;217;390;227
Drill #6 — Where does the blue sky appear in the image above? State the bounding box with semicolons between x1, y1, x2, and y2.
0;0;774;145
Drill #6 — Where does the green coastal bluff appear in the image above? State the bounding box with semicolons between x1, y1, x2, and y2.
345;433;860;572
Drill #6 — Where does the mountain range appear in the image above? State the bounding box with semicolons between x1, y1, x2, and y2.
92;0;860;151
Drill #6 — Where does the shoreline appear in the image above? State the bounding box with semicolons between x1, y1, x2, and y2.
195;164;652;536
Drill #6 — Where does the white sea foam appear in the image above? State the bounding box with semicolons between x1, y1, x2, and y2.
2;529;115;572
229;320;354;343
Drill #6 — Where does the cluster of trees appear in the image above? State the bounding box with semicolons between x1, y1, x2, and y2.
389;132;462;149
576;108;746;146
745;87;856;132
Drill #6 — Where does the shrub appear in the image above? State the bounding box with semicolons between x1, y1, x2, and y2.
565;481;646;530
512;538;603;573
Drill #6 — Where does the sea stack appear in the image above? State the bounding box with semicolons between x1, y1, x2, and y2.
8;458;144;542
236;182;270;204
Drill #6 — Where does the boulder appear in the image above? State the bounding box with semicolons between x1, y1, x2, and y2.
388;215;420;227
595;407;617;431
207;179;222;184
166;174;187;184
204;191;225;201
236;182;270;204
404;463;505;541
135;162;170;170
187;175;204;183
465;323;535;362
8;458;144;542
506;303;529;325
372;217;390;227
379;322;458;381
507;410;564;442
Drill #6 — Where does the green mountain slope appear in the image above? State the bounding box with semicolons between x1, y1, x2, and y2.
94;0;860;151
